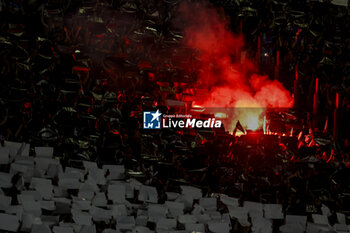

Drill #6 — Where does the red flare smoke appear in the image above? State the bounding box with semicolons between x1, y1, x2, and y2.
176;2;293;131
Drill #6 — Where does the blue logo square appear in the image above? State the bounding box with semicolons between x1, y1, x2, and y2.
143;110;161;129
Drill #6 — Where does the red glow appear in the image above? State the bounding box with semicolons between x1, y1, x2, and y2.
156;81;169;87
256;36;261;61
24;102;32;109
315;78;319;94
295;29;302;41
112;130;119;135
176;130;184;135
138;61;152;69
73;66;90;72
124;36;130;45
178;2;293;131
335;93;339;109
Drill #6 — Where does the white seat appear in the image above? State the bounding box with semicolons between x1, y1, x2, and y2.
78;225;97;233
39;201;56;211
133;226;152;233
87;167;106;185
92;192;108;207
102;229;118;233
306;222;331;233
4;141;22;157
0;172;12;188
103;165;125;180
110;181;134;199
139;185;158;203
281;215;307;233
116;216;135;230
41;215;59;227
336;213;346;224
0;147;10;164
5;205;23;219
178;215;197;224
227;206;250;227
0;213;20;232
312;214;329;225
148;204;167;222
0;195;12;211
10;163;34;182
108;184;126;203
156;218;177;231
83;161;98;170
208;222;231;233
35;157;59;171
166;192;180;201
166;201;184;218
185;223;205;233
72;209;93;226
280;224;305;233
35;147;54;158
72;198;91;211
334;224;348;232
18;194;41;216
251;217;272;233
111;204;128;218
89;206;113;223
286;215;307;226
22;213;42;231
263;204;283;219
78;182;99;200
47;164;63;178
244;201;263;219
199;197;217;211
180;186;202;199
31;224;52;233
195;214;211;224
175;195;193;209
52;226;75;233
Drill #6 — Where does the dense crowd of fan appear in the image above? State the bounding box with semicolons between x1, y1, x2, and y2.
222;0;350;136
0;0;349;232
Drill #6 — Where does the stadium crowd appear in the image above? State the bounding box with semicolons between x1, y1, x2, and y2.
0;0;349;232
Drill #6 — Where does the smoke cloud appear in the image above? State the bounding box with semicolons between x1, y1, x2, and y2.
174;1;293;130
